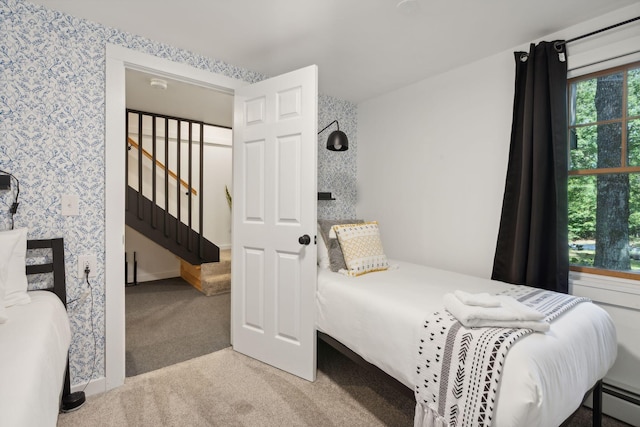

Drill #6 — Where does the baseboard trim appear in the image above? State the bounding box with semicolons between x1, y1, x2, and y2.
71;376;106;397
132;270;181;283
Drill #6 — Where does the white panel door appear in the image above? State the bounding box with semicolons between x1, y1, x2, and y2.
232;65;318;381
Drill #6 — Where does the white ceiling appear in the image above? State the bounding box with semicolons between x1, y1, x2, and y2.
126;69;234;127
28;0;639;103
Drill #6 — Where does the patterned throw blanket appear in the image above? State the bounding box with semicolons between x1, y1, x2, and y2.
414;287;590;427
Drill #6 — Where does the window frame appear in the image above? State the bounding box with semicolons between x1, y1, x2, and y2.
568;60;640;280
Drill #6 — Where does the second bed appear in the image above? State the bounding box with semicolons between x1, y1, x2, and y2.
316;260;617;427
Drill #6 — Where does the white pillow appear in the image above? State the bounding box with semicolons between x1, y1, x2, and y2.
0;298;7;323
317;224;330;269
0;228;31;307
0;266;8;322
0;229;21;322
332;221;389;277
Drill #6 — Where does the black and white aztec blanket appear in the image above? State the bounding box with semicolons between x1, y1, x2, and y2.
414;287;590;427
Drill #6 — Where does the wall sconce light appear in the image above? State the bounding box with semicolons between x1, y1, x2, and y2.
0;169;20;229
318;120;348;151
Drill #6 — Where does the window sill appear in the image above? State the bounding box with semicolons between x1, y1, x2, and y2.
570;270;640;310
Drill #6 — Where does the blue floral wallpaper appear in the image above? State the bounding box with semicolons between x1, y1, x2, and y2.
318;95;357;220
0;0;356;387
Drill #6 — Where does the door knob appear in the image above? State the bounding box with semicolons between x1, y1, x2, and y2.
298;234;311;245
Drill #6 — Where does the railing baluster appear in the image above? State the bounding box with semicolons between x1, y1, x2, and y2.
188;121;193;252
151;115;157;229
125;112;129;212
176;120;181;245
164;118;170;238
199;122;204;259
137;113;143;221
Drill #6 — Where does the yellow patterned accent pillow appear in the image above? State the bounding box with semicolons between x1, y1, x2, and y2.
332;221;389;276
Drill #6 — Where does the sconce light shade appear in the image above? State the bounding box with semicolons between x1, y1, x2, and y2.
327;130;348;151
319;120;349;152
0;174;10;190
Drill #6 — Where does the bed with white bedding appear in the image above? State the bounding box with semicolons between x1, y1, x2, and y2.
0;291;71;426
316;260;618;427
0;232;71;427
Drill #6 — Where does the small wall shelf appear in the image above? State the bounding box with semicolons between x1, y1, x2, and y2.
318;192;335;201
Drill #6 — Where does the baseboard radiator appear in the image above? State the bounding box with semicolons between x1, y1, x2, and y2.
603;382;640;407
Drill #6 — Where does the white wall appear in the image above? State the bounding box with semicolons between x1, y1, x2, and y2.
358;4;640;275
125;226;180;282
357;4;640;424
201;143;232;249
357;48;513;278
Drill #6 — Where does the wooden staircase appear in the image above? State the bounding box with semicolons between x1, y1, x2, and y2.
180;249;231;295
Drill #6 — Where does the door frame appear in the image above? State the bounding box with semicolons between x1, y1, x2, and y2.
104;44;244;391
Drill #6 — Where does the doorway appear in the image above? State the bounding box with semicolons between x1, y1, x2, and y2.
123;70;233;376
105;44;244;391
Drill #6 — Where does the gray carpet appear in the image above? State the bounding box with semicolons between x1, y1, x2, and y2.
58;340;631;427
125;277;230;377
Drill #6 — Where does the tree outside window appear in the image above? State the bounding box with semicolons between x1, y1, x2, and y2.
568;62;640;279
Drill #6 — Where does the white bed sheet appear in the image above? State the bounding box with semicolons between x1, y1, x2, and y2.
0;291;71;427
316;261;617;427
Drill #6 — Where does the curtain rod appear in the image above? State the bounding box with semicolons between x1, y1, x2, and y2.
556;15;640;49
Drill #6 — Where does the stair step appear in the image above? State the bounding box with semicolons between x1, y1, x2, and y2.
200;272;231;296
202;262;230;275
180;249;231;296
201;250;230;272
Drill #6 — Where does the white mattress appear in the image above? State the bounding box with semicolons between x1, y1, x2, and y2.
316;261;618;427
0;291;71;427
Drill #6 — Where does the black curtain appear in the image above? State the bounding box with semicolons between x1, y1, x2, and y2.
491;41;569;293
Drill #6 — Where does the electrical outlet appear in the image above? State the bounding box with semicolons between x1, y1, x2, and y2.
78;254;97;278
61;194;79;216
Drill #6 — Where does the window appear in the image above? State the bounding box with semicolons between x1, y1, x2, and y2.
568;61;640;279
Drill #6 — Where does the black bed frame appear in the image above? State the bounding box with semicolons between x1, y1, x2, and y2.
25;238;72;407
317;331;604;427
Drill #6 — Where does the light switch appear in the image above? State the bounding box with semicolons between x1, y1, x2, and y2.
61;194;79;216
